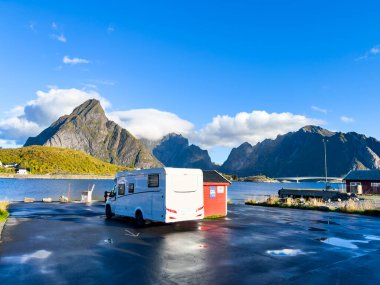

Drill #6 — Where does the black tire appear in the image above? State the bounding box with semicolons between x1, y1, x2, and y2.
105;205;113;220
135;210;145;227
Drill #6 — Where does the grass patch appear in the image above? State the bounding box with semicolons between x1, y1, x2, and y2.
0;201;10;222
246;196;380;217
0;146;128;175
204;214;227;219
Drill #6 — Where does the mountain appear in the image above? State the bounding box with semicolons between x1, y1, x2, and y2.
151;133;215;169
220;125;380;177
0;146;126;175
24;99;162;168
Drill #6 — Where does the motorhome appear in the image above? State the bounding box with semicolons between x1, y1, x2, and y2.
105;168;204;225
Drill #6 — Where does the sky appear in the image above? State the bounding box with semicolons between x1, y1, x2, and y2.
1;0;380;164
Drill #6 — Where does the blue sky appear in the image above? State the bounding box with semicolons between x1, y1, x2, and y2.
0;1;380;163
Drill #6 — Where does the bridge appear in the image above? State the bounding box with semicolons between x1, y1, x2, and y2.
275;177;344;183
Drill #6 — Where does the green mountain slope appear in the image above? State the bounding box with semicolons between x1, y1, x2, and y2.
0;146;127;175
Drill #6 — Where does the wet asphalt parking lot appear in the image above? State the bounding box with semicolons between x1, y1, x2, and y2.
1;202;380;285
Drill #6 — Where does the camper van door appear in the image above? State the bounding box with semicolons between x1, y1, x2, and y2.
115;176;127;215
151;173;164;221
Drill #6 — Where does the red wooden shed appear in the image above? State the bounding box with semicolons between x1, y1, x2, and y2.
202;170;231;217
344;170;380;194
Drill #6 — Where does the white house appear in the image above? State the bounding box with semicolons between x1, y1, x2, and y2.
16;169;28;175
4;163;18;168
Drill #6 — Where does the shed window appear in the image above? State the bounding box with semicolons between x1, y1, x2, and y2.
371;183;380;187
118;184;125;195
128;183;135;193
148;174;159;188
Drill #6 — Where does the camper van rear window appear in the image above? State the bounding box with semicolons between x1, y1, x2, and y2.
148;174;159;188
118;184;125;195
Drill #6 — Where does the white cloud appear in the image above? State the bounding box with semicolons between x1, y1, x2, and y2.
0;139;21;149
107;25;115;33
370;47;380;55
311;105;328;114
192;111;324;148
63;56;90;65
85;79;116;87
52;34;67;43
108;109;194;141
356;45;380;61
340;116;355;123
0;87;109;144
28;21;36;32
51;22;58;30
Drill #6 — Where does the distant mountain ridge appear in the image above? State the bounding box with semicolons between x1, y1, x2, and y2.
24;99;161;168
23;100;380;176
220;126;380;177
151;133;215;170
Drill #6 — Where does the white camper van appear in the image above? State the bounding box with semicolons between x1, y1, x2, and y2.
105;168;204;225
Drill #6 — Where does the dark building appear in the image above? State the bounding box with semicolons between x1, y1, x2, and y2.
344;170;380;194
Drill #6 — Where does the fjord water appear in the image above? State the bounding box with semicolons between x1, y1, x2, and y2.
0;179;345;203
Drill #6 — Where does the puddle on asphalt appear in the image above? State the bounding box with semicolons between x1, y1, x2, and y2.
364;235;380;241
266;249;306;256
309;227;327;232
317;237;368;249
104;238;114;244
2;250;52;264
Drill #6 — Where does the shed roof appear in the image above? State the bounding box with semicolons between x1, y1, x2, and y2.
344;170;380;181
202;170;231;184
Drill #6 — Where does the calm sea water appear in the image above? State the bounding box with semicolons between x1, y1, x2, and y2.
0;178;346;203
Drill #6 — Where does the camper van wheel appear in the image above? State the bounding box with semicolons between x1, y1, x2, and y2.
105;205;113;220
135;210;145;227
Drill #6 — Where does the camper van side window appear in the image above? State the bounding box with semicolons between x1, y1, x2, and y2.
148;174;159;188
128;183;135;193
118;184;125;195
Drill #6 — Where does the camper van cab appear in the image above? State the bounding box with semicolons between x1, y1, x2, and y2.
105;168;204;225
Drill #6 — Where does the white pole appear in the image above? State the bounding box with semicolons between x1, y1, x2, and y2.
323;139;328;190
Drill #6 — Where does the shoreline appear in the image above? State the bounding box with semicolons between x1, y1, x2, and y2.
246;200;380;217
0;174;114;180
0;222;4;243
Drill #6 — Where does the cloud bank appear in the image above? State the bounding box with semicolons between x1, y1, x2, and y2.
108;109;194;141
0;88;109;144
0;90;324;154
192;111;323;148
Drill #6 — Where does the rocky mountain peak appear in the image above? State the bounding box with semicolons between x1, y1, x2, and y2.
152;133;214;170
300;125;335;137
24;99;161;168
70;99;108;127
161;133;189;146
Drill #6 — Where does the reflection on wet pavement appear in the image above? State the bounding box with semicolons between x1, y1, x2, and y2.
0;202;380;284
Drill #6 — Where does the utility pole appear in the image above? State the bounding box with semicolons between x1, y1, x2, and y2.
323;139;328;190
